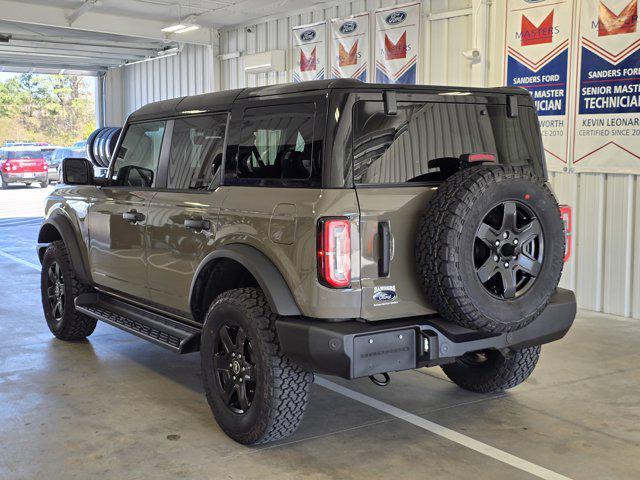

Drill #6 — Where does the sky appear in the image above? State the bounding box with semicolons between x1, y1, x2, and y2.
0;72;18;81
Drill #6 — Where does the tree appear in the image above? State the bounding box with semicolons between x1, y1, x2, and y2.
0;73;95;146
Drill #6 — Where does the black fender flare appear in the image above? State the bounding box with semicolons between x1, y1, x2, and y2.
37;215;91;284
190;244;301;317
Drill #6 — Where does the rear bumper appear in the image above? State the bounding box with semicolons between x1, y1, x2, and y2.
276;288;576;379
3;172;47;183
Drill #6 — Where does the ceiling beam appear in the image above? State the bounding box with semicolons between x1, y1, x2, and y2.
0;46;143;63
8;38;161;57
0;58;108;72
0;0;212;45
67;0;100;26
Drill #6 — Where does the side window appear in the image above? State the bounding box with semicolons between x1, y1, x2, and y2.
166;114;227;190
112;120;166;187
235;103;315;183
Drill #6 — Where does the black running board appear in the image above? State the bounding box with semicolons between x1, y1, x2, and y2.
75;293;201;353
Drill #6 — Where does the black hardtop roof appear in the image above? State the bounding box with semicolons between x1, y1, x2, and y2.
128;79;530;122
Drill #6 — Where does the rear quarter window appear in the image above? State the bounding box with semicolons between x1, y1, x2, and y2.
353;100;544;185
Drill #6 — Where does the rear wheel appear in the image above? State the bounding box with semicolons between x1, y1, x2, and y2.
40;181;48;188
24;182;31;187
441;346;541;393
0;174;6;189
201;288;313;445
41;241;97;340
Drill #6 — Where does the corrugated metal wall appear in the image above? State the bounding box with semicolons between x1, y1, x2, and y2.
99;0;639;320
549;172;639;318
217;0;640;320
104;43;214;125
219;0;475;90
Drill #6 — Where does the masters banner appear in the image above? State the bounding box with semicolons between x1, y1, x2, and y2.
330;13;370;82
504;0;574;172
292;21;326;83
374;2;421;84
573;0;640;173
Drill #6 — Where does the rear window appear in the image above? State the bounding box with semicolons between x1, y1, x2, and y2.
7;150;42;160
353;101;544;185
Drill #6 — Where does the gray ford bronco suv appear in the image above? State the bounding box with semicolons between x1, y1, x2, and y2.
38;79;576;445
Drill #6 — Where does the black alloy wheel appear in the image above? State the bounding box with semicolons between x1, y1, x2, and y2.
46;261;65;323
474;200;544;299
213;323;257;414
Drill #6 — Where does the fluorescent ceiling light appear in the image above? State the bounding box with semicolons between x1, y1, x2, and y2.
161;23;187;33
162;23;200;34
175;24;200;33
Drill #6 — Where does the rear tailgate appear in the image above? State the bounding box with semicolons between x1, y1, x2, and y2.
12;158;47;173
353;90;546;321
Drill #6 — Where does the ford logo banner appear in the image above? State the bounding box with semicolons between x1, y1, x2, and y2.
373;290;397;302
300;29;316;42
386;11;407;25
340;21;358;34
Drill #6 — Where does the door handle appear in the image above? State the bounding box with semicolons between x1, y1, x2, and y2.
378;221;391;277
184;218;211;231
122;210;145;223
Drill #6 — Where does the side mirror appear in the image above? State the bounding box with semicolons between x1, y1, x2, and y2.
62;157;94;185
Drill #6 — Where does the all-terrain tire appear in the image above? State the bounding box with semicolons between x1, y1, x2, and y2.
415;165;565;333
41;240;97;340
201;287;313;445
441;346;541;393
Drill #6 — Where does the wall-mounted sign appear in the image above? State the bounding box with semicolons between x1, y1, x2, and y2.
504;0;574;172
573;0;640;173
374;2;421;84
292;21;326;83
330;13;370;81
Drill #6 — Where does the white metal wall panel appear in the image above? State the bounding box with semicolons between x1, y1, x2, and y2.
217;1;640;320
634;179;640;318
104;44;213;124
101;1;640;320
549;172;640;318
219;0;473;91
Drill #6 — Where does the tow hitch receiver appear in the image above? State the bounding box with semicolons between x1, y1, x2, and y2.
369;372;390;386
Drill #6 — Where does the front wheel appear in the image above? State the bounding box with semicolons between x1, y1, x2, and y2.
0;174;6;190
441;346;541;393
201;288;313;445
40;181;48;188
41;241;97;340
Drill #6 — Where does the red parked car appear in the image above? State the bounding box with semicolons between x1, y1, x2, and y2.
0;147;48;189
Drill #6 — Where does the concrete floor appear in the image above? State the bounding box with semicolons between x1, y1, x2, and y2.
1;185;639;480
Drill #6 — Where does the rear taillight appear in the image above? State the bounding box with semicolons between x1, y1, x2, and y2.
559;205;572;262
317;217;351;288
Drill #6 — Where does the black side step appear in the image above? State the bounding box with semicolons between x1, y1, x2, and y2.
75;293;201;353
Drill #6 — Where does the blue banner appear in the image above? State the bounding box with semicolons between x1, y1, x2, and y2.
507;49;569;116
578;47;640;115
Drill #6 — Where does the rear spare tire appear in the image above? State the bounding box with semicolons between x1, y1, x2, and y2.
415;165;564;333
441;346;541;393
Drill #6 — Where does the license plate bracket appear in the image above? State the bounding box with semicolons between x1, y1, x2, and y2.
353;329;415;378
